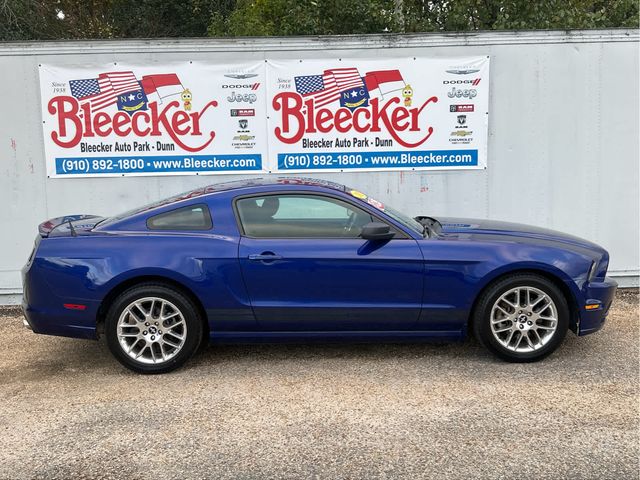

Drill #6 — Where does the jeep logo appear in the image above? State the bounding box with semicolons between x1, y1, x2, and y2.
227;91;258;104
447;87;477;99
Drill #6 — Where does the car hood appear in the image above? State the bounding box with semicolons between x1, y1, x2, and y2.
435;217;606;254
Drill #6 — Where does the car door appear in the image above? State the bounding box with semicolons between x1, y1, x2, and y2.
235;192;424;331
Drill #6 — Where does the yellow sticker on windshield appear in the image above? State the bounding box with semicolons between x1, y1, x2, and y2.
350;190;367;200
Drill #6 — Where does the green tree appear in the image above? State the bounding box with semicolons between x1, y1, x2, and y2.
1;0;116;41
0;0;236;40
208;0;395;36
0;0;637;41
109;0;236;38
399;0;639;33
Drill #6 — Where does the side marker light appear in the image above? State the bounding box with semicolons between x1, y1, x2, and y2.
63;303;87;311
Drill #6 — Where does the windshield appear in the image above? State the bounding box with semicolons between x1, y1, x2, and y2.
346;188;424;236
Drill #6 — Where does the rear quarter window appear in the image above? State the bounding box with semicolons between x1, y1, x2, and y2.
146;204;212;231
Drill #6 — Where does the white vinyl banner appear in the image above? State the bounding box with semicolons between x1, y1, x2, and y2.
38;56;489;177
39;62;268;177
267;57;489;173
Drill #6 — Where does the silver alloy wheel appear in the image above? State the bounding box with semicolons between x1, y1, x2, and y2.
116;297;187;364
490;286;558;353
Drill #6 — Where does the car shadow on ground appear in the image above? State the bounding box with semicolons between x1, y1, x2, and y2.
195;338;476;362
188;329;591;365
11;334;487;376
0;314;605;381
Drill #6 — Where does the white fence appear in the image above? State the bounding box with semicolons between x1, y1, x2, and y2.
0;29;638;304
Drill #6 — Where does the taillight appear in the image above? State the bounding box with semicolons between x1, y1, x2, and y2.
63;304;87;311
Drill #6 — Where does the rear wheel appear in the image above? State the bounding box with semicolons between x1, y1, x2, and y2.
472;274;569;362
105;283;203;374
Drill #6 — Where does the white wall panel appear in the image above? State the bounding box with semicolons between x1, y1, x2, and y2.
0;29;637;303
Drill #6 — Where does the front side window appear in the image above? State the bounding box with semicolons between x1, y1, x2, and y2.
236;194;391;238
147;204;212;231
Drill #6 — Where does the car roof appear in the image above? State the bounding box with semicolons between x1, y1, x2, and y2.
200;177;348;194
177;177;349;203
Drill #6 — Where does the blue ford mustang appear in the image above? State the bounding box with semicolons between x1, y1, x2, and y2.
22;177;617;373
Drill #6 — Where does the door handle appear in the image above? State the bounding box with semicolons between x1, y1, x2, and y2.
248;252;283;261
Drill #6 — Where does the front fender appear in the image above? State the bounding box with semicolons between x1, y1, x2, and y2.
418;239;593;334
474;261;586;308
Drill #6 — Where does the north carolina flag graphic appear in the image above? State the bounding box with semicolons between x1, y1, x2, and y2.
140;73;184;101
363;70;406;97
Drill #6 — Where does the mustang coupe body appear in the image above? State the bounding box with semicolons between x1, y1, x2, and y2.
22;178;617;373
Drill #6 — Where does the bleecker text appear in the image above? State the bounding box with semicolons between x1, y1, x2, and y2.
273;93;437;148
48;97;218;152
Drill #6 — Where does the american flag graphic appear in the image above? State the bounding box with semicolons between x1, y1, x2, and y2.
294;68;364;107
329;67;365;92
69;71;141;111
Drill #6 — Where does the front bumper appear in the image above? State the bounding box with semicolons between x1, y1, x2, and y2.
578;276;618;336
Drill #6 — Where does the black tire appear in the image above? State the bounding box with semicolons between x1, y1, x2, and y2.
105;283;203;374
472;273;569;362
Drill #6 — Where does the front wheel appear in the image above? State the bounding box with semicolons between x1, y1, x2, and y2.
105;283;203;374
472;274;569;362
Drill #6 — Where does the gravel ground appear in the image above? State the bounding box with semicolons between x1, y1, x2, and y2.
0;290;638;480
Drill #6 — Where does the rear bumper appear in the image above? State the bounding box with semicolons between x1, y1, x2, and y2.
22;261;98;340
22;300;97;339
578;276;618;336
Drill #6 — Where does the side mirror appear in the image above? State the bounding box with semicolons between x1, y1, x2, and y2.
360;222;395;241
